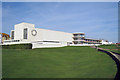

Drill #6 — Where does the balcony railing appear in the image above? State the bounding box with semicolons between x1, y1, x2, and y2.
73;36;85;37
73;40;85;41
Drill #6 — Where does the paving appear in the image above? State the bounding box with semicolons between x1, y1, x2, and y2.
91;46;120;62
110;52;120;61
98;48;120;62
91;46;120;79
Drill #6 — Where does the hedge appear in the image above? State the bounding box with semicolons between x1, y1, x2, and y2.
2;43;32;49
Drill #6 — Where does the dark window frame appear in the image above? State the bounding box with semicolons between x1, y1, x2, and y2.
11;31;14;39
23;28;28;39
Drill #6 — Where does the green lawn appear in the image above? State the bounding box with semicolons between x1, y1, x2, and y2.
98;44;120;54
2;46;117;78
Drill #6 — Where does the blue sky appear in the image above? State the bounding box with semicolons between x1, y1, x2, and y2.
2;2;118;42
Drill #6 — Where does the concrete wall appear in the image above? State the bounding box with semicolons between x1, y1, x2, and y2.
101;40;109;45
32;42;63;49
70;44;101;46
34;28;73;45
11;22;73;48
14;22;35;42
14;23;73;43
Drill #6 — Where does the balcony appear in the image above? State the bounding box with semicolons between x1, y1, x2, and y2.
84;40;101;43
73;40;85;42
73;35;85;38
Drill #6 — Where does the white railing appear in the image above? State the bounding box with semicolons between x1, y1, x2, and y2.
73;40;85;41
70;44;101;46
73;36;85;37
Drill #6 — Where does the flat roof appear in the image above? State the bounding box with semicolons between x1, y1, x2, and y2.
15;22;34;25
85;38;100;41
73;33;85;35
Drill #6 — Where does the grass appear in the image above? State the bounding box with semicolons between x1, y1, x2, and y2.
2;46;117;78
98;44;120;54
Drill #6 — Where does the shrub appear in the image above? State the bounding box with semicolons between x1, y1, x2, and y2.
2;43;32;49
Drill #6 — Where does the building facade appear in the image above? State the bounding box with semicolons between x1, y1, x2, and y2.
3;22;110;48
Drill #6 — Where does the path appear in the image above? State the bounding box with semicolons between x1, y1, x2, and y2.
91;46;120;79
91;46;120;61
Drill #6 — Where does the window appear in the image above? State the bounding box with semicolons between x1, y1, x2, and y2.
80;34;84;37
74;38;78;40
11;31;14;39
23;28;27;39
74;34;78;37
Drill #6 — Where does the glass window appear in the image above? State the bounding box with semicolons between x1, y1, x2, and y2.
11;31;14;39
23;28;27;39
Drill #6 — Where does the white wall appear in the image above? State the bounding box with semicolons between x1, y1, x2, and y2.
12;22;73;48
101;40;109;45
70;44;101;46
32;42;63;49
14;22;35;41
34;28;73;45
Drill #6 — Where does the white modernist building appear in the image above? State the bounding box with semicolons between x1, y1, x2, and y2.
3;22;110;48
4;22;73;48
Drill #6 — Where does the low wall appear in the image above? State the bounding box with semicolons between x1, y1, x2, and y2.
2;43;32;49
32;42;65;49
70;44;101;46
1;41;102;49
2;42;31;45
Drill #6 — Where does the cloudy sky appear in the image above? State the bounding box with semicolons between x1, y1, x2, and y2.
2;2;118;42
